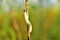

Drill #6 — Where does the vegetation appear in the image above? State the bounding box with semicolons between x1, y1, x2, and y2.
0;0;60;40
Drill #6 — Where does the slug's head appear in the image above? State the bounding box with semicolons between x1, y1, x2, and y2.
24;10;26;12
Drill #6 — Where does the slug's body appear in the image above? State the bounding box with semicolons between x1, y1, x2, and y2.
24;10;32;40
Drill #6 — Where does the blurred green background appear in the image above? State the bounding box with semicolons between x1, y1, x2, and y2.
0;0;60;40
